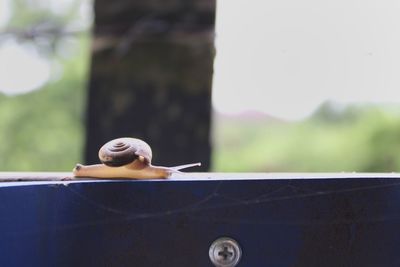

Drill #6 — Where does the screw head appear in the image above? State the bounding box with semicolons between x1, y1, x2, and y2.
209;237;242;267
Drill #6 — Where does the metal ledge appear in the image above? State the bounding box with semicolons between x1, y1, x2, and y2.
1;171;400;182
1;172;400;266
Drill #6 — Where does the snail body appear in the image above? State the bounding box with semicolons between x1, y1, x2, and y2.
73;137;201;179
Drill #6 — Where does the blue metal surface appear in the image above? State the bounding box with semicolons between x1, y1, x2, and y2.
1;175;400;266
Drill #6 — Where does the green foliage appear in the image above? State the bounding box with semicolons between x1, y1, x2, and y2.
213;105;400;172
7;0;81;28
0;0;90;171
0;36;89;171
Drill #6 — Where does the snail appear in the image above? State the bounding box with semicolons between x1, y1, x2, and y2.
73;137;201;179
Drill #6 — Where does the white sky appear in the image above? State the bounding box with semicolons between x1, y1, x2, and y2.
1;0;400;120
212;0;400;119
0;0;9;27
0;41;50;94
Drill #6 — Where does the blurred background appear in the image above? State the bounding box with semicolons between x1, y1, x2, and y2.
1;0;400;172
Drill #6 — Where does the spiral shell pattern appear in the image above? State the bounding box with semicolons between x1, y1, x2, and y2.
98;138;152;167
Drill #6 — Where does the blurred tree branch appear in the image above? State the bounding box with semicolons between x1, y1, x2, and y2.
0;24;86;42
0;0;90;54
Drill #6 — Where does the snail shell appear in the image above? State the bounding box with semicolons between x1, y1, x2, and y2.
99;138;152;166
73;137;201;179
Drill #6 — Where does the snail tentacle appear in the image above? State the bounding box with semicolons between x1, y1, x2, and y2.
170;162;202;172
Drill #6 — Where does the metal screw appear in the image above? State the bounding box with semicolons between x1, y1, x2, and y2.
209;237;242;267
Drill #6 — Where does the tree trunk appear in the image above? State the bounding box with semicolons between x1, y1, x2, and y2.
85;0;216;170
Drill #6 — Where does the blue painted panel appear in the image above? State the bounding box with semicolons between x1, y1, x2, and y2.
0;177;400;266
